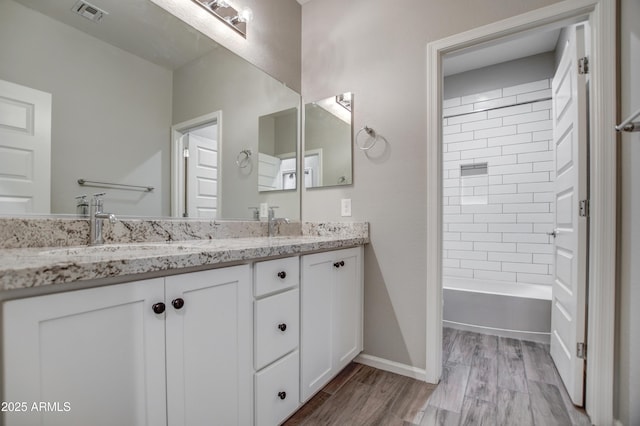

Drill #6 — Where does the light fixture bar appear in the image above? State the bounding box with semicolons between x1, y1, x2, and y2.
192;0;251;38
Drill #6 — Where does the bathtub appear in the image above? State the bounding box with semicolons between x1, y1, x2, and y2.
443;277;552;343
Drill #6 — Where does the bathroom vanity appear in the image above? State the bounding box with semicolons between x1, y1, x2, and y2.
0;219;367;426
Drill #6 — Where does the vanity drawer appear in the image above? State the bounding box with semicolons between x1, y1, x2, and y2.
255;289;299;370
255;350;299;426
254;256;299;298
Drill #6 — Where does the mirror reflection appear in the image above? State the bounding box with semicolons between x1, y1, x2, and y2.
0;0;300;220
304;93;353;188
258;108;298;192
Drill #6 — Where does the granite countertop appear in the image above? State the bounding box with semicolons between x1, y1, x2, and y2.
0;233;369;292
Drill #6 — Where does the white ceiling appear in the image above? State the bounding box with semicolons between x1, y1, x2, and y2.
443;28;562;76
14;0;218;70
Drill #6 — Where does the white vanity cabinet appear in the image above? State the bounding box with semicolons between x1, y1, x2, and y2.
253;257;301;426
300;246;364;402
165;266;253;426
1;265;252;426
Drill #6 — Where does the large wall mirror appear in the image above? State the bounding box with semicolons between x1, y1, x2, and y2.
0;0;300;220
303;93;353;188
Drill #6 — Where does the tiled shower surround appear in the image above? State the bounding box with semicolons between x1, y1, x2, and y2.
442;79;554;286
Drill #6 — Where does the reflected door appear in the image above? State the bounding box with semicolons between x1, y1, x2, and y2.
0;79;51;213
186;132;219;218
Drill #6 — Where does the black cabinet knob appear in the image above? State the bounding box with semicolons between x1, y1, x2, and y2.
152;302;165;314
278;391;287;400
172;298;185;310
339;260;345;267
278;323;287;332
333;262;341;268
277;271;287;279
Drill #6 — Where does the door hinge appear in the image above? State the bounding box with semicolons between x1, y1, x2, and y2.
577;342;587;359
579;199;590;218
578;56;589;74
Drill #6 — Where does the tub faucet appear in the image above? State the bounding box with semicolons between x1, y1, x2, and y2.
90;193;117;245
268;207;290;237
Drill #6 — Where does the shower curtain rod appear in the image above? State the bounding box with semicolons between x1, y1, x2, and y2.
443;97;552;119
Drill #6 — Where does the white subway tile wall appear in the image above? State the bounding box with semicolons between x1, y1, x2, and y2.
442;79;554;286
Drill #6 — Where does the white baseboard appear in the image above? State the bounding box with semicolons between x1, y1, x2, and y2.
354;353;427;381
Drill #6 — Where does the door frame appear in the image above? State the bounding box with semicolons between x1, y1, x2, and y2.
171;111;222;217
425;1;616;424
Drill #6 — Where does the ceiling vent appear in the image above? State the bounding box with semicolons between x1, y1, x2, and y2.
71;0;108;23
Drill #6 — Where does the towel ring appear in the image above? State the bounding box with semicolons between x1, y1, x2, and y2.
356;126;378;151
236;149;252;168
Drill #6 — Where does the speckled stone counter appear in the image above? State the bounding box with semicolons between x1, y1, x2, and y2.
0;220;368;292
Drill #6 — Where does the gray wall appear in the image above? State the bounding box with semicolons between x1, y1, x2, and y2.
150;0;301;92
301;0;563;370
617;0;639;424
173;47;300;220
444;52;556;99
0;0;172;216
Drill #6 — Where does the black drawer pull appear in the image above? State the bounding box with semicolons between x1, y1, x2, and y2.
278;323;287;332
277;271;287;279
152;302;165;314
278;391;287;400
333;260;345;268
171;298;185;310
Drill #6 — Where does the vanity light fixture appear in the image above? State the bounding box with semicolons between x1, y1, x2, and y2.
336;92;352;111
192;0;253;38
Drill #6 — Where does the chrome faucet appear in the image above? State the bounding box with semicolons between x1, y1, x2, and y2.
268;207;290;237
89;193;117;245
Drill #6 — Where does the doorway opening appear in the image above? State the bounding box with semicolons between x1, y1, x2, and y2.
171;111;222;218
425;2;617;424
439;19;590;412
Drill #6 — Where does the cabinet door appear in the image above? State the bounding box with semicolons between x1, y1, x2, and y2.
165;265;252;426
333;247;363;372
300;251;335;402
300;247;363;402
2;279;167;426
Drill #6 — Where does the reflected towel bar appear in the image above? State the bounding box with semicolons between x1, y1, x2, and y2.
77;179;154;192
616;106;640;132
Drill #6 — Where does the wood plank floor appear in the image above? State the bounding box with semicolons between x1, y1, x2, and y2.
428;328;592;426
284;362;437;425
285;328;593;425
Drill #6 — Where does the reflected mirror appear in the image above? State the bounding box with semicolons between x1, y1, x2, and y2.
304;93;353;188
0;0;300;220
258;107;298;192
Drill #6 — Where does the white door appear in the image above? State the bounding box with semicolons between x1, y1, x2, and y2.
0;79;51;213
2;279;167;426
186;132;219;218
165;266;253;426
550;24;588;406
258;152;282;191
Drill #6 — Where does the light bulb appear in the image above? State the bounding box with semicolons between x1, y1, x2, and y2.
239;6;253;23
